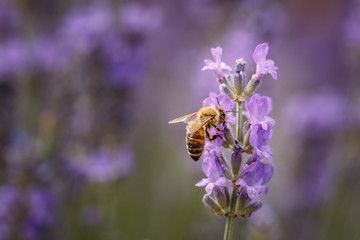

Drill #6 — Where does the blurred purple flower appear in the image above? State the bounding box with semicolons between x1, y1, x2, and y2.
282;88;346;135
27;188;53;226
31;37;68;72
0;1;18;35
0;185;18;219
202;47;232;79
120;3;162;34
101;33;146;87
253;43;278;80
58;3;112;55
0;39;30;78
0;185;54;240
244;94;275;130
22;187;54;240
69;146;133;183
196;142;227;194
236;161;273;199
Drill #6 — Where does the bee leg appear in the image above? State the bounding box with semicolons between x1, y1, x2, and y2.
205;128;211;140
206;129;221;141
208;134;223;141
210;122;222;132
207;123;223;142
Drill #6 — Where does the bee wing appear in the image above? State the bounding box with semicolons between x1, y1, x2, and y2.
186;116;214;134
168;112;198;124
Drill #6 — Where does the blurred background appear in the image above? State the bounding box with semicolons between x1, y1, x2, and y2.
0;0;359;239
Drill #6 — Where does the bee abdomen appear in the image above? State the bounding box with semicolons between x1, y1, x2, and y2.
186;132;204;161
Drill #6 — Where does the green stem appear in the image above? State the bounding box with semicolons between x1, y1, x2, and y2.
236;101;242;142
224;101;242;240
224;186;238;240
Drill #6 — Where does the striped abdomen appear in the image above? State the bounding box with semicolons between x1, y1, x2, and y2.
186;128;205;161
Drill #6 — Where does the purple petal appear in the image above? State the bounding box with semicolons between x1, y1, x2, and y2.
195;178;209;187
262;164;274;184
252;43;268;64
210;47;222;64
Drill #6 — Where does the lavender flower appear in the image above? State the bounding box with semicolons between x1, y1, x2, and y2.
249;125;274;165
0;184;54;240
201;47;232;79
69;146;133;183
282;88;346;135
253;43;278;80
244;94;275;130
58;3;112;55
120;3;162;34
236;161;273;199
172;43;277;239
195;142;228;195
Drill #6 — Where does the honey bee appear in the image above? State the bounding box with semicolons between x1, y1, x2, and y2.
169;106;226;161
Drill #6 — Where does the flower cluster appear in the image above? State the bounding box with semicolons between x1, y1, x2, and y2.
0;2;162;87
196;43;277;218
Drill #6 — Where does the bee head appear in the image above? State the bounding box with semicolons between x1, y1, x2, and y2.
217;107;226;123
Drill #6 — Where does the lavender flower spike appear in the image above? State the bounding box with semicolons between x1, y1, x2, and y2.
202;47;232;79
253;43;278;80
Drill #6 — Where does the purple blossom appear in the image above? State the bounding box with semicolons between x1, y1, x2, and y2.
58;3;112;55
201;47;232;79
251;145;273;166
27;188;53;227
120;3;162;34
31;37;69;72
253;43;278;80
69;146;133;183
100;32;146;87
22;187;54;240
196;142;227;194
249;125;272;149
248;123;274;165
0;1;18;35
0;39;30;78
0;185;18;219
282;88;346;135
244;94;275;130
236;161;273;199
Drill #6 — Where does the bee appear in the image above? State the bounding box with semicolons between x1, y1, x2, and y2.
169;106;226;161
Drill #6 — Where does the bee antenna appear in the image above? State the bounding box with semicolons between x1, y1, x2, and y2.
216;97;221;107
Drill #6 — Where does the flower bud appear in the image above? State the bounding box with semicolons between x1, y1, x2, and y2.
219;84;236;101
241;121;252;151
216;157;232;180
203;194;223;214
235;187;251;213
239;201;262;217
233;59;246;96
222;126;234;149
223;165;233;180
243;76;261;99
213;186;230;211
231;140;242;177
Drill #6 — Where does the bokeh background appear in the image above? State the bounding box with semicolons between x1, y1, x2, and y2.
0;0;359;239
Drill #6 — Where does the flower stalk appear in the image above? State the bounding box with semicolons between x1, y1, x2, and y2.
224;100;242;240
